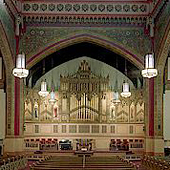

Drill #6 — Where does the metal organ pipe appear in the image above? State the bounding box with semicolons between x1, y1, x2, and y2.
84;93;86;120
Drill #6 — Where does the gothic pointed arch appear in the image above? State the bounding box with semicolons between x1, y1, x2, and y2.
26;34;143;70
154;21;170;136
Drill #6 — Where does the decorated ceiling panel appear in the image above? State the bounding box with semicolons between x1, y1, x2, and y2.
21;27;150;66
5;0;167;28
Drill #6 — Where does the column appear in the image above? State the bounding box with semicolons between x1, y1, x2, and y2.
145;78;154;155
149;78;154;137
153;73;164;156
0;89;5;156
145;77;164;156
14;77;20;135
4;16;24;152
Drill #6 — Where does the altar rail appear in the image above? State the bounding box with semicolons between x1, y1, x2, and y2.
124;155;141;161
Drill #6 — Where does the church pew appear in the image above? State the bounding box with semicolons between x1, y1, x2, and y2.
31;166;136;170
30;155;136;170
141;155;170;170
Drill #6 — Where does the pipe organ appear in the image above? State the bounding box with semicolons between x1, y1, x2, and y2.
24;60;145;152
25;60;144;124
60;60;109;122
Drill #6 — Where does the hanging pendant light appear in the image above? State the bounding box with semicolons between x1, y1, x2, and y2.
49;59;56;105
38;79;49;97
141;53;158;78
12;52;29;78
38;60;49;97
121;81;131;98
121;59;131;98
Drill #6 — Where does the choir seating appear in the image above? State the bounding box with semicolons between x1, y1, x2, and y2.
110;139;129;151
109;139;144;152
30;155;137;170
25;138;58;151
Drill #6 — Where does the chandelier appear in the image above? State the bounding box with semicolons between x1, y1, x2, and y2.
121;59;131;98
12;53;29;78
141;53;158;78
121;81;131;98
38;80;49;97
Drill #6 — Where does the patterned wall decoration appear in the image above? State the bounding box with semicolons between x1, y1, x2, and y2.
23;1;149;27
22;2;149;15
21;27;151;65
24;15;147;27
155;1;170;58
0;1;15;56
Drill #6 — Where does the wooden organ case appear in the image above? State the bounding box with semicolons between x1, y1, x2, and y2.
59;60;109;123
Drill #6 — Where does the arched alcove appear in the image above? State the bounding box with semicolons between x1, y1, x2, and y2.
27;41;143;88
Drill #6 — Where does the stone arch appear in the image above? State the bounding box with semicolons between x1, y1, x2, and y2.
154;22;170;136
0;21;14;135
26;34;143;70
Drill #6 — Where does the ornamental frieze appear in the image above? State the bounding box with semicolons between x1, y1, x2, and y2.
22;2;149;15
24;15;147;26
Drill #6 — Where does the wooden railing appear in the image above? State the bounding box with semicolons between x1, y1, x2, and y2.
124;154;141;161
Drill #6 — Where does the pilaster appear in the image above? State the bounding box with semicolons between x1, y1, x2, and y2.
4;137;24;153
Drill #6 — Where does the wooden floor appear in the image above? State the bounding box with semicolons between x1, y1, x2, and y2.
30;155;137;170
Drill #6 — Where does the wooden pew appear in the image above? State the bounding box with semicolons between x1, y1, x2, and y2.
30;155;136;170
